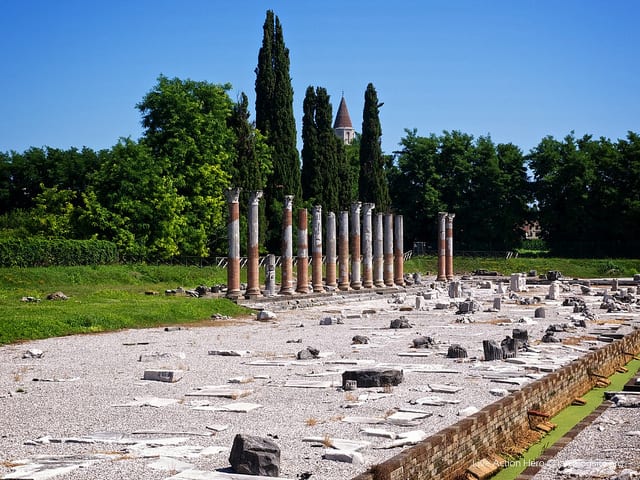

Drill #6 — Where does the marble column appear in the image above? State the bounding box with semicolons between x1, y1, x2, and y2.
383;213;394;287
394;214;405;286
362;203;375;288
350;202;362;290
373;213;384;287
311;206;324;293
338;210;350;291
325;212;337;289
225;187;241;299
296;208;309;294
446;213;455;281
279;195;294;295
245;190;263;298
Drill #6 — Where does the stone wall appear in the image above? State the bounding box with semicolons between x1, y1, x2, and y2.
352;329;640;480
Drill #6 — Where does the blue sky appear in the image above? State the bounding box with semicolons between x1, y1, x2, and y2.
2;0;639;157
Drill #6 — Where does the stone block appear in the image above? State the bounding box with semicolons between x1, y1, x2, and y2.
143;369;184;383
342;368;403;388
229;434;280;477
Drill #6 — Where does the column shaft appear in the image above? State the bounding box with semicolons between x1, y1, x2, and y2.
446;213;455;281
373;213;384;287
362;203;375;288
383;213;394;287
350;202;362;290
225;187;241;299
325;212;337;288
279;195;294;295
338;211;350;291
296;208;309;294
311;206;324;292
245;190;263;298
394;214;405;286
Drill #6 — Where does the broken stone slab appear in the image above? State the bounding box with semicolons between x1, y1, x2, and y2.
129;444;227;459
208;350;251;357
228;376;254;384
379;430;428;448
32;376;81;382
319;316;343;325
389;316;411;329
143;369;184;383
398;351;432;357
112;397;180;408
148;457;194;472
139;351;187;362
412;396;461;406
23;348;44;359
429;383;462;393
191;402;262;413
342;368;403;388
283;380;336;389
457;406;480;416
323;449;364;465
303;437;370;452
228;434;280;477
2;454;113;479
557;459;617;477
341;416;386;425
483;340;503;361
296;346;320;360
186;386;253;399
386;409;431;424
256;310;277;322
489;388;510;397
360;428;397;439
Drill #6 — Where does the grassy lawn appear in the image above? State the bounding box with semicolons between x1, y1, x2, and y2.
1;257;639;345
0;264;251;345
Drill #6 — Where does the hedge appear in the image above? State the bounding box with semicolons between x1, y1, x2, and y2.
0;238;118;267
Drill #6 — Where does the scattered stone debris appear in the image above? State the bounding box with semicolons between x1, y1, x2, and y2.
352;335;370;345
342;369;403;388
412;336;435;349
297;346;320;360
447;344;467;358
20;296;40;302
143;369;184;383
319;316;342;325
46;291;68;300
23;348;44;359
389;316;411;329
256;310;277;322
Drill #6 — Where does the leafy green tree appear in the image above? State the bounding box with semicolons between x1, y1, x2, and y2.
359;83;390;212
137;75;233;257
255;10;302;250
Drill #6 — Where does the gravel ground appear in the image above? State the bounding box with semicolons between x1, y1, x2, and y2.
0;279;638;480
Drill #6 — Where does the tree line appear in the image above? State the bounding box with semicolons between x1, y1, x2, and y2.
1;10;638;259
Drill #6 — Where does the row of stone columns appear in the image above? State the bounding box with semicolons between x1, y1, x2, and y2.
225;188;405;299
436;211;455;282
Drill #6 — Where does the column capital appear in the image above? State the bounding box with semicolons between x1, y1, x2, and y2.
225;187;241;203
249;190;263;205
283;195;294;210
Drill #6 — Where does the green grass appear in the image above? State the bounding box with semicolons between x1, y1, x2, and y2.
0;264;251;345
492;358;640;479
405;256;640;279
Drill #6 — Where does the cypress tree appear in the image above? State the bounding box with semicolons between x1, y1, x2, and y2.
359;83;390;212
255;10;301;250
314;87;341;213
301;86;319;202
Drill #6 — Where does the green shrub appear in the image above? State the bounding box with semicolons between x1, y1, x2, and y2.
0;238;118;267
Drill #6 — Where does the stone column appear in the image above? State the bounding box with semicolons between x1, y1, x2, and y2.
264;254;276;297
394;214;405;286
373;213;384;287
225;187;241;299
437;212;447;282
325;212;337;289
296;208;309;294
245;190;263;298
362;203;375;288
350;202;362;290
338;210;350;291
446;213;455;281
279;195;294;295
311;206;324;293
383;213;394;287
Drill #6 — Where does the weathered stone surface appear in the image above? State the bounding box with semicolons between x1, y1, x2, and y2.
46;291;69;300
228;434;280;477
457;299;480;314
500;336;518;358
389;317;411;329
296;346;320;360
143;369;184;383
534;307;546;318
320;316;342;325
512;328;528;348
342;369;403;388
412;336;435;349
483;340;503;361
256;311;277;322
352;335;370;345
447;344;468;358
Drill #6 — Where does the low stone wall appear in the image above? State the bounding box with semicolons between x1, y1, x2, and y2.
352;329;640;480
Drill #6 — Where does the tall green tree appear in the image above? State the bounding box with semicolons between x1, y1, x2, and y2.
136;75;233;257
359;83;390;212
301;86;343;213
227;92;273;252
255;10;301;250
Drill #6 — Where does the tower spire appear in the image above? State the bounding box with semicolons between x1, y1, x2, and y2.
333;95;355;144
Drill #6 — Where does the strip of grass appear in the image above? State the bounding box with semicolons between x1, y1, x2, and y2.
405;256;640;279
492;358;640;479
0;265;251;345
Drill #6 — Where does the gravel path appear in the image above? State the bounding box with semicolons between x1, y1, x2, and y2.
0;280;637;480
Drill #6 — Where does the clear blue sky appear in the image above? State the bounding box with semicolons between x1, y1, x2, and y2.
2;0;639;157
